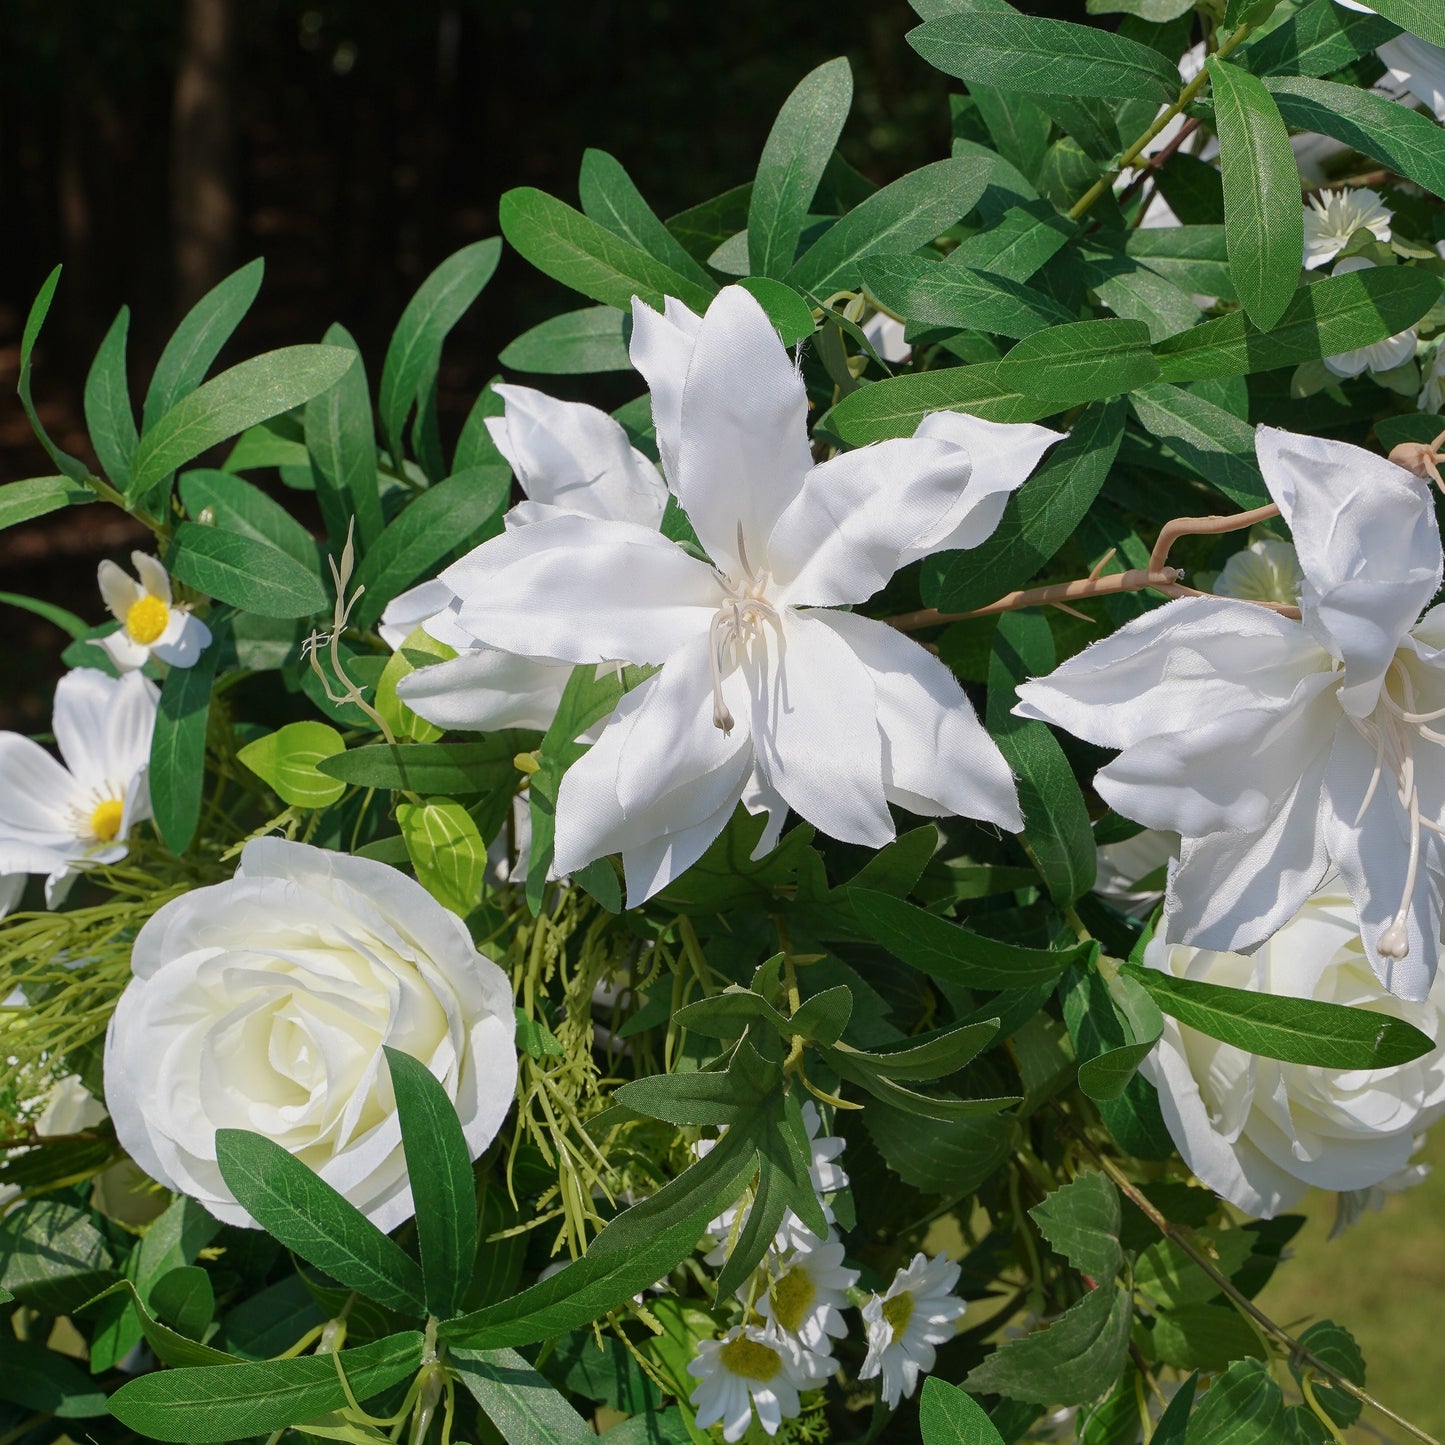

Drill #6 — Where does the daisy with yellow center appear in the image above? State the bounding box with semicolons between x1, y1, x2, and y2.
0;668;159;917
752;1230;858;1361
687;1323;807;1442
859;1252;967;1409
97;552;212;673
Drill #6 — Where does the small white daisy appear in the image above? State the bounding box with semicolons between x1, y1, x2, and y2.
1302;187;1393;271
753;1229;860;1359
96;552;212;672
1212;538;1305;607
859;1252;967;1409
687;1323;807;1442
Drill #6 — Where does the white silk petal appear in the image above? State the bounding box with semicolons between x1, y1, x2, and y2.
52;668;126;790
98;630;150;673
628;295;704;485
152;612;212;669
398;648;571;733
133;552;173;605
379;578;454;650
97;559;141;623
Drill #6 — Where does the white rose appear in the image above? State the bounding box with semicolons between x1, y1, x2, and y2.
103;838;517;1231
1140;887;1445;1218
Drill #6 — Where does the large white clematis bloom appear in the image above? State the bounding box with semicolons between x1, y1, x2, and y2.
0;668;158;916
1017;426;1445;1001
434;286;1059;903
384;382;670;733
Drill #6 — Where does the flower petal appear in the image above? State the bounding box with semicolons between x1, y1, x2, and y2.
746;609;893;848
97;560;141;623
809;610;1022;830
398;648;573;732
445;513;720;666
132;552;174;605
904;411;1064;558
629;295;704;485
674;287;814;578
1014;596;1330;749
1257;425;1442;716
98;630;150;672
152;613;212;669
766;438;970;608
379;579;455;650
485;384;667;528
53;669;155;793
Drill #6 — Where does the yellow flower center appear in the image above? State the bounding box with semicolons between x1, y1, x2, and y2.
89;799;125;843
770;1264;818;1336
882;1290;914;1340
125;594;170;645
718;1337;782;1383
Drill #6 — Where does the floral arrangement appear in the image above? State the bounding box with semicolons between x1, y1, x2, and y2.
5;1;1445;1441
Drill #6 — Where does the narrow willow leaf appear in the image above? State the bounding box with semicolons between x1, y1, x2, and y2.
306;322;383;549
499;305;633;374
918;1378;1006;1445
17;266;91;483
1241;1;1399;78
398;798;489;915
1367;0;1445;45
665;180;754;264
83;1279;234;1369
236;721;347;809
84;305;139;487
385;1048;477;1319
378;239;502;469
1266;74;1445;200
735;276;817;347
150;627;222;854
501;188;715;317
1029;1171;1123;1281
317;736;524;795
1123;962;1435;1067
1129;382;1268;507
948;200;1074;282
1125;225;1237;303
1073;970;1165;1102
1154;266;1440;382
0;475;92;532
827;364;1054;444
178;468;319;567
749;56;854;278
149;1266;216;1343
452;1347;596;1445
129;345;356;501
0;1338;109;1417
169;521;327;619
579;149;715;288
860;254;1072;338
106;1333;425;1444
215;1130;426;1315
909;13;1180;102
996;319;1158;404
786;157;991;295
972;84;1052;181
1209;58;1302;331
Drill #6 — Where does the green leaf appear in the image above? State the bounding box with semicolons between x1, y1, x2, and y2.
499;305;633;374
0;475;92;532
306;322;384;549
397;798;489;915
1030;1171;1122;1281
996;319;1159;405
143;258;265;429
749;57;854;278
860;254;1072;339
385;1047;477;1319
376;631;447;744
1182;1358;1286;1444
82;1277;235;1368
1123;962;1436;1067
350;466;511;630
452;1347;596;1445
1154;266;1441;382
1066;966;1165;1103
1125;225;1236;302
580;149;715;290
170;521;327;618
106;1332;425;1443
1290;1320;1365;1428
501;187;715;317
665;181;754;264
515;1009;565;1058
735;276;817;347
787;157;992;295
317;736;526;795
129;345;357;501
866;1102;1015;1194
223;418;311;474
0;1337;109;1417
1136;1228;1256;1309
827;363;1055;444
1366;0;1445;45
1241;1;1399;78
987;612;1096;903
1208;58;1302;332
378;239;503;469
934;399;1123;611
949;200;1075;282
919;1378;1006;1445
614;1057;777;1129
214;1129;426;1315
909;13;1180;102
1154;1301;1267;1373
1129;382;1268;507
0;589;87;639
0;1200;117;1314
179;468;320;568
17;265;91;484
237;721;347;808
852;887;1091;989
85;305;139;487
151;1264;217;1342
150;626;223;853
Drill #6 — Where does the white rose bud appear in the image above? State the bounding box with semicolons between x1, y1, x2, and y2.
103;838;517;1231
1140;887;1445;1218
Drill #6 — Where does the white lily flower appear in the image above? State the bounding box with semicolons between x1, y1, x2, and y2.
1212;538;1305;606
1017;425;1445;1000
858;1251;967;1409
96;552;211;672
752;1229;860;1357
687;1323;807;1442
1323;259;1418;378
0;669;158;914
435;286;1056;903
387;384;671;734
1302;187;1393;271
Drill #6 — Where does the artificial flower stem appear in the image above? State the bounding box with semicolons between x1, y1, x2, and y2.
1146;501;1283;575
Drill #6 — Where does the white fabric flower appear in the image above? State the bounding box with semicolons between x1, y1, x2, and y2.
386;384;670;734
1016;425;1445;1000
433;286;1056;903
862;312;911;364
1141;886;1445;1218
0;668;158;915
102;838;517;1230
753;1229;859;1356
859;1252;966;1409
1332;3;1445;118
688;1323;807;1442
1212;538;1305;606
1323;259;1418;378
1094;827;1178;920
96;553;211;672
1302;188;1393;271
